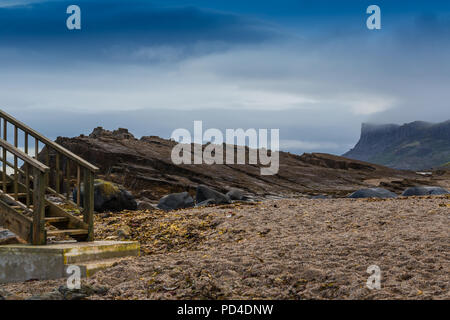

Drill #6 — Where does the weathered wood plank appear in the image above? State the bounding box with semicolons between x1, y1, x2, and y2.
76;165;81;207
24;132;28;154
0;139;49;173
32;168;46;245
2;147;6;192
25;163;30;207
83;168;94;241
46;201;88;230
46;229;88;236
65;159;70;200
55;152;60;193
13;155;18;200
0;199;33;243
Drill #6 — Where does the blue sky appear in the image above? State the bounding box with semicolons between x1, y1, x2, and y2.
0;0;449;155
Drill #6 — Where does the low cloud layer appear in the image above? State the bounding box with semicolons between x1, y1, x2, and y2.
0;0;449;155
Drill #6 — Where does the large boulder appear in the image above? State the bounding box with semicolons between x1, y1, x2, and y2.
348;188;397;199
401;186;449;196
157;192;194;211
74;179;137;212
196;185;231;205
226;188;245;201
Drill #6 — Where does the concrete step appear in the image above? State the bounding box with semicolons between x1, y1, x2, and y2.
62;240;140;264
0;241;140;283
69;257;127;278
47;229;88;237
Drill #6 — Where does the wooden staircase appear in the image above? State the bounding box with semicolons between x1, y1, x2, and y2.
0;110;98;245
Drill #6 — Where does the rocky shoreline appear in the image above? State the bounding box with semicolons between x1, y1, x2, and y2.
51;127;430;201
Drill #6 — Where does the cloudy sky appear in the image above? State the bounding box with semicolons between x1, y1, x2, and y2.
0;0;449;155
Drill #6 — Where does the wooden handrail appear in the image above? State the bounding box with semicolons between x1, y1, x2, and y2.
0;138;49;173
0;109;96;244
0;109;99;172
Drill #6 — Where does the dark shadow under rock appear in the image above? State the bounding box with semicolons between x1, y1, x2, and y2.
196;185;231;205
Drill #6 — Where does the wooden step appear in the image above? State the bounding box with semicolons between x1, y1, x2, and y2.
45;217;69;223
46;229;88;236
11;204;49;211
11;203;50;209
7;193;28;198
11;205;33;210
74;257;127;278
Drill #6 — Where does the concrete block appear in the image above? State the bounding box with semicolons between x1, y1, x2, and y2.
0;241;140;283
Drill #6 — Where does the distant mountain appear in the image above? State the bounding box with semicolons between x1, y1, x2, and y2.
344;120;450;170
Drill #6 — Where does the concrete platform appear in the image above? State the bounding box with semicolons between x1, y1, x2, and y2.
0;241;140;283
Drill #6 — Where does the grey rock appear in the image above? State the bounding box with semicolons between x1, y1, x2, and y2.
157;192;194;211
196;185;231;205
226;188;245;201
348;188;397;199
402;186;449;196
74;179;137;212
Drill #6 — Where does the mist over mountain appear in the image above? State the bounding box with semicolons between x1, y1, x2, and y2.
343;120;450;170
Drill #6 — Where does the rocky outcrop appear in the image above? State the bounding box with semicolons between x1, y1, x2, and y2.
53;127;422;200
344;120;450;170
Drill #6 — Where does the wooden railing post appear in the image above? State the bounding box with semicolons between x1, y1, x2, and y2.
32;167;47;245
83;168;94;241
